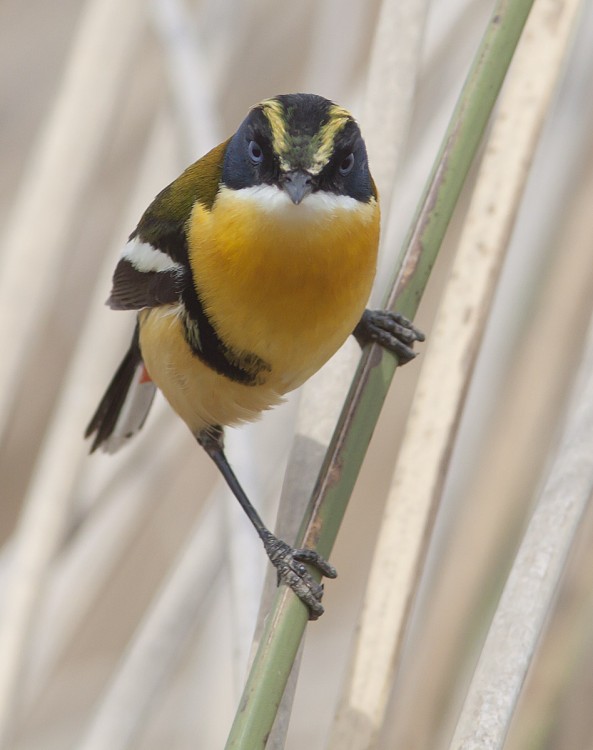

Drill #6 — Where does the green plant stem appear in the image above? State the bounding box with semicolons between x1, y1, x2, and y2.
224;1;536;747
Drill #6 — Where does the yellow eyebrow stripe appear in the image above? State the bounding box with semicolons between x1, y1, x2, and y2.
259;98;290;164
311;104;351;174
259;99;352;174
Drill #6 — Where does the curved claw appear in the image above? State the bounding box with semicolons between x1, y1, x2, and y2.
353;309;425;363
293;548;337;579
262;532;337;620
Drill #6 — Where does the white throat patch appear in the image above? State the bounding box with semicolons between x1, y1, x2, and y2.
219;184;366;222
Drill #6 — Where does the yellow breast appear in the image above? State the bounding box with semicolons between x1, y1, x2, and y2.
188;185;380;391
139;185;380;434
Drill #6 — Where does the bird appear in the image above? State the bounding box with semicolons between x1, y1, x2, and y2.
86;93;423;618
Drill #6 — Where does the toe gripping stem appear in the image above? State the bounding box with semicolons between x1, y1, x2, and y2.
198;427;337;620
261;530;337;620
353;309;425;364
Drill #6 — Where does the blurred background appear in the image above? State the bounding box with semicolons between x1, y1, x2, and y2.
1;0;593;748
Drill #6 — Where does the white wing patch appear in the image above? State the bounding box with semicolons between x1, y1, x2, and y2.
122;238;183;273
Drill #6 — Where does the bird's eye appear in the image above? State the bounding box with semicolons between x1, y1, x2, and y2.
339;152;355;176
248;140;264;165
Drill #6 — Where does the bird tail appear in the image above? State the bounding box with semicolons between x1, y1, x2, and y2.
85;324;156;453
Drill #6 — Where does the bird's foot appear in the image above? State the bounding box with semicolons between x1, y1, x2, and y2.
353;309;425;364
261;531;337;620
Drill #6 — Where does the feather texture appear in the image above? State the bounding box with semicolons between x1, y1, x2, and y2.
85;325;156;452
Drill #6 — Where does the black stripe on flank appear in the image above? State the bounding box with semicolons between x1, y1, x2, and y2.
124;229;268;385
181;286;271;386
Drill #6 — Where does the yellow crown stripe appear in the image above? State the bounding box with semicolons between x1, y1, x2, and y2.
310;104;351;174
259;99;290;165
259;99;352;174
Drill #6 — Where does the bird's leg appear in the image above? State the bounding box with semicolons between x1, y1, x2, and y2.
353;309;425;363
197;426;336;620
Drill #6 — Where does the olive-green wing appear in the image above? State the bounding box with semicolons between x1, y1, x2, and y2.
107;139;229;311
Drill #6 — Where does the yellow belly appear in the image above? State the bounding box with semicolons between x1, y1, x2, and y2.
139;306;284;433
140;186;380;433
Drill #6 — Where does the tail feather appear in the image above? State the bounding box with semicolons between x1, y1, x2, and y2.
86;324;156;453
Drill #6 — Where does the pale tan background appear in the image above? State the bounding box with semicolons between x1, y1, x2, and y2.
1;0;593;748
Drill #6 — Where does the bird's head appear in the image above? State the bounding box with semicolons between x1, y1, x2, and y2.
222;93;376;207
